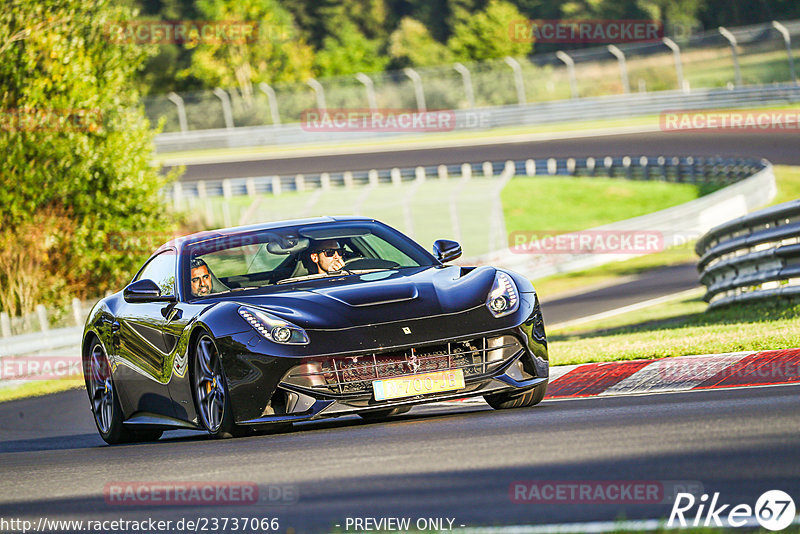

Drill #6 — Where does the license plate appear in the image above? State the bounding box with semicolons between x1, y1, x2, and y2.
372;369;465;401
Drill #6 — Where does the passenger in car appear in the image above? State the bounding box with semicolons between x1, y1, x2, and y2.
190;258;212;296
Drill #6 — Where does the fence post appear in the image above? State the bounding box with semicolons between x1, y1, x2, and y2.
482;161;494;178
320;172;331;190
640;156;650;180
547;158;557;175
271;176;282;196
525;159;536;176
355;73;378;111
368;169;379;186
415;166;426;182
438;165;448;181
343;171;354;188
453;63;475;108
403;68;427;112
461;163;472;180
391;168;402;186
307;79;326;112
604;156;615;177
662;38;685;92
586;157;596;176
167;92;188;133
246;178;257;198
504;57;527;105
212;88;234;130
72;298;83;327
0;312;10;338
222;179;233;201
567;158;577;175
607;45;630;94
295;174;305;193
172;182;183;210
36;304;49;332
555;51;578;99
258;82;281;125
719;27;742;87
772;21;797;85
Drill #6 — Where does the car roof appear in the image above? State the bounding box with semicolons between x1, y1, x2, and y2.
155;216;378;253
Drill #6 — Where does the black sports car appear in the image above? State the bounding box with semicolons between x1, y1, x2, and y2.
82;217;549;443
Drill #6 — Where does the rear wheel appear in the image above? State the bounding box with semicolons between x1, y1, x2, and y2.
86;340;162;444
358;406;412;420
192;333;248;438
484;380;548;410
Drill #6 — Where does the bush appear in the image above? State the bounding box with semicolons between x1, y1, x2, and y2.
0;0;180;315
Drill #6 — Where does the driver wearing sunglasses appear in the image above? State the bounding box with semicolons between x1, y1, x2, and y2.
309;239;346;274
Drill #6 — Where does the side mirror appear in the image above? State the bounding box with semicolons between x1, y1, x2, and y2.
123;279;176;303
433;239;462;263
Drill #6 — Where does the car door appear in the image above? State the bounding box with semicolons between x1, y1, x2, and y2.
114;249;179;418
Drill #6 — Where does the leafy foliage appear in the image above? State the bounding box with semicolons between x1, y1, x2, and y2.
389;17;453;68
448;0;533;62
0;0;178;313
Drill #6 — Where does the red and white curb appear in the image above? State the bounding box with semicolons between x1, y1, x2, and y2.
547;348;800;399
448;348;800;405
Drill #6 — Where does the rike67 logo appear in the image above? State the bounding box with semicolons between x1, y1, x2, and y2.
669;490;796;530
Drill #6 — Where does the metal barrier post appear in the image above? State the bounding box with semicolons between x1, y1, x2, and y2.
355;73;378;111
719;27;742;87
772;21;797;85
662;38;685;92
258;82;281;125
607;45;630;94
504;57;527;105
307;79;327;112
212;88;235;130
167;92;188;133
555;51;578;99
454;63;475;108
403;68;427;112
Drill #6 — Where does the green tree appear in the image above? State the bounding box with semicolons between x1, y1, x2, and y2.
0;0;179;314
389;17;452;67
188;0;314;98
313;18;390;76
448;0;532;61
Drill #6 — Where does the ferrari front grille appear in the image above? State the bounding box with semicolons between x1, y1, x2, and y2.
282;335;522;395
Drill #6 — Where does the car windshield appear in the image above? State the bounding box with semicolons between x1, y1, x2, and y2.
183;222;435;298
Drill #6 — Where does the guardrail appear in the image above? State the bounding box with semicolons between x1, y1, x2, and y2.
696;199;800;308
0;155;775;364
155;83;800;153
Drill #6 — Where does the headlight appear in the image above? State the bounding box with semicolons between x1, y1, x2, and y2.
238;307;309;345
486;271;519;318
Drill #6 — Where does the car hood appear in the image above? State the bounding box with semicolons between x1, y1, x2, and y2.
228;265;497;329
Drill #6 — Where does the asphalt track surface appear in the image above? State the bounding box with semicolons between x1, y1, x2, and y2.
1;383;799;532
175;131;800;181
538;262;700;326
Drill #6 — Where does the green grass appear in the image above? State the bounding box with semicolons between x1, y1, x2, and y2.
0;377;84;403
502;177;712;235
771;165;800;205
547;297;800;366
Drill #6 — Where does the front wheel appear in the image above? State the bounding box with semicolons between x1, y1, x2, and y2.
192;333;248;439
484;380;548;410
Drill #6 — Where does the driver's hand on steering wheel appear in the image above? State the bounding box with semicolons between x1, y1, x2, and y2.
329;256;345;271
